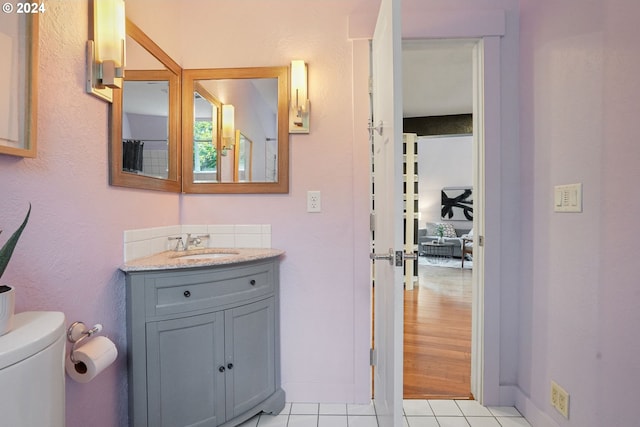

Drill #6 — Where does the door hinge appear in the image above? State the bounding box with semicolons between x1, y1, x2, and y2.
370;348;377;366
368;120;383;137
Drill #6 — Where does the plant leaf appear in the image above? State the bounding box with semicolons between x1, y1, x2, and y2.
0;204;31;279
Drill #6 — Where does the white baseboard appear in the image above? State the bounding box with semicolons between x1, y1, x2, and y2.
499;385;561;427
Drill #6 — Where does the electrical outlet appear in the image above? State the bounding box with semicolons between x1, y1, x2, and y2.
551;380;570;419
550;382;559;408
557;387;569;418
307;190;321;213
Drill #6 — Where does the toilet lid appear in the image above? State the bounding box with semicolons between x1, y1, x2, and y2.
0;311;65;369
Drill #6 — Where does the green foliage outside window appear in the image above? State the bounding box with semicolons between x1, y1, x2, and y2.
194;121;216;170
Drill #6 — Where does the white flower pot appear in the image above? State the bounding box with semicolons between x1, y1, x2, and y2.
0;286;16;336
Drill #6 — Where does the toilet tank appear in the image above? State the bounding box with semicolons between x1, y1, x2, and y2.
0;311;66;427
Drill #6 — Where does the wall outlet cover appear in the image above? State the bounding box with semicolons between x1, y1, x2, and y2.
307;190;321;213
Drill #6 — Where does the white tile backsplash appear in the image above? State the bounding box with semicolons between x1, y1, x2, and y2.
210;233;236;248
261;233;272;248
208;224;235;234
235;234;263;248
235;224;263;234
123;224;273;262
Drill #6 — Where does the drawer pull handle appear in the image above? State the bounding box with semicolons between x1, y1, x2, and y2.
183;290;191;298
227;363;234;370
249;279;256;286
218;366;225;373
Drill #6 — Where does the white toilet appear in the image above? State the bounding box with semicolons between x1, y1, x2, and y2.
0;311;66;427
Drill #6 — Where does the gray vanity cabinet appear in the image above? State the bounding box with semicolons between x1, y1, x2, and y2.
146;311;226;427
125;259;285;427
225;297;276;417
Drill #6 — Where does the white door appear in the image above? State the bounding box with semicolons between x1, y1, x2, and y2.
371;0;403;426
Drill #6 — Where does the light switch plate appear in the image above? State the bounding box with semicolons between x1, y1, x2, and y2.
554;183;582;212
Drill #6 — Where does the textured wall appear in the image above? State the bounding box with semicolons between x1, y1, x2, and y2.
126;0;376;402
0;2;179;426
0;1;527;426
519;0;640;425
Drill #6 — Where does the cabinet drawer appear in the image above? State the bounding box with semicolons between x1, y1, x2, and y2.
145;262;275;317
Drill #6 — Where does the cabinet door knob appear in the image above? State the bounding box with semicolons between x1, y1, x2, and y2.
218;366;225;373
183;290;191;298
249;279;256;286
227;363;234;370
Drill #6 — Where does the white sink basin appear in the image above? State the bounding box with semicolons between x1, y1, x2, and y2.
178;253;237;260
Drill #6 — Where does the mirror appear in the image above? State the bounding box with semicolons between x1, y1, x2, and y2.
192;81;222;182
235;131;254;183
182;67;289;193
110;19;291;193
110;19;182;192
0;14;37;157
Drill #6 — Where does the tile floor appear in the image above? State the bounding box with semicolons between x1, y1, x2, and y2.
240;400;531;427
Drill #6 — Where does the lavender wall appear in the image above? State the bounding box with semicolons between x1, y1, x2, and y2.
140;0;375;402
0;2;373;425
518;0;640;425
0;2;180;426
13;0;640;426
0;1;520;426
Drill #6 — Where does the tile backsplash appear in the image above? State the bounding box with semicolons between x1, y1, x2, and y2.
124;224;272;262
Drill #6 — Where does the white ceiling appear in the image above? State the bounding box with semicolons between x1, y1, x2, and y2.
402;39;475;118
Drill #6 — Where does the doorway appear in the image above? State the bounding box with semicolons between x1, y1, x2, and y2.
362;5;507;417
404;135;474;400
401;39;476;400
368;36;487;402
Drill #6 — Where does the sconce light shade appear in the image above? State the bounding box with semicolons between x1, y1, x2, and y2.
221;104;235;155
222;104;235;139
86;0;126;102
289;60;310;134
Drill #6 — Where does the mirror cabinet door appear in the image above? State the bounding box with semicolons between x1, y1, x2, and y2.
182;67;289;194
109;19;181;192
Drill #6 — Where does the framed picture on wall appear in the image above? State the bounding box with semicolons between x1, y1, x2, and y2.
0;13;38;158
441;186;473;220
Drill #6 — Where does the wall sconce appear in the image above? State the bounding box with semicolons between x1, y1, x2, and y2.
289;60;310;134
221;104;235;155
86;0;126;103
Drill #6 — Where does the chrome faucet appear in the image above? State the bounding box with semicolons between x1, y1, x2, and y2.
186;233;210;250
186;234;198;250
168;236;185;251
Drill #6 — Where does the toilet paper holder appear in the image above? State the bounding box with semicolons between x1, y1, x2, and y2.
66;321;104;364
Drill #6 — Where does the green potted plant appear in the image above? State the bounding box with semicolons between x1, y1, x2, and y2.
436;224;445;243
0;204;31;336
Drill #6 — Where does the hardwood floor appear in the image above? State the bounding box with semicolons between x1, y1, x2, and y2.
403;262;472;399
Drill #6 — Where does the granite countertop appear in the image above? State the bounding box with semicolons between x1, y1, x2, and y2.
120;248;285;272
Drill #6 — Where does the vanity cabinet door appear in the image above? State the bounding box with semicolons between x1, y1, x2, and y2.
146;312;226;427
224;297;276;419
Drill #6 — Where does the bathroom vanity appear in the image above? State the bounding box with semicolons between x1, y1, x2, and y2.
122;249;285;427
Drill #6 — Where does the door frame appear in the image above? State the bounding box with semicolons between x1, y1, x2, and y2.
350;7;506;407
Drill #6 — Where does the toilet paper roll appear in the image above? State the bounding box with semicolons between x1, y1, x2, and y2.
65;336;118;383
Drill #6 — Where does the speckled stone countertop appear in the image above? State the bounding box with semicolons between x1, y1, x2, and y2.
120;248;285;272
